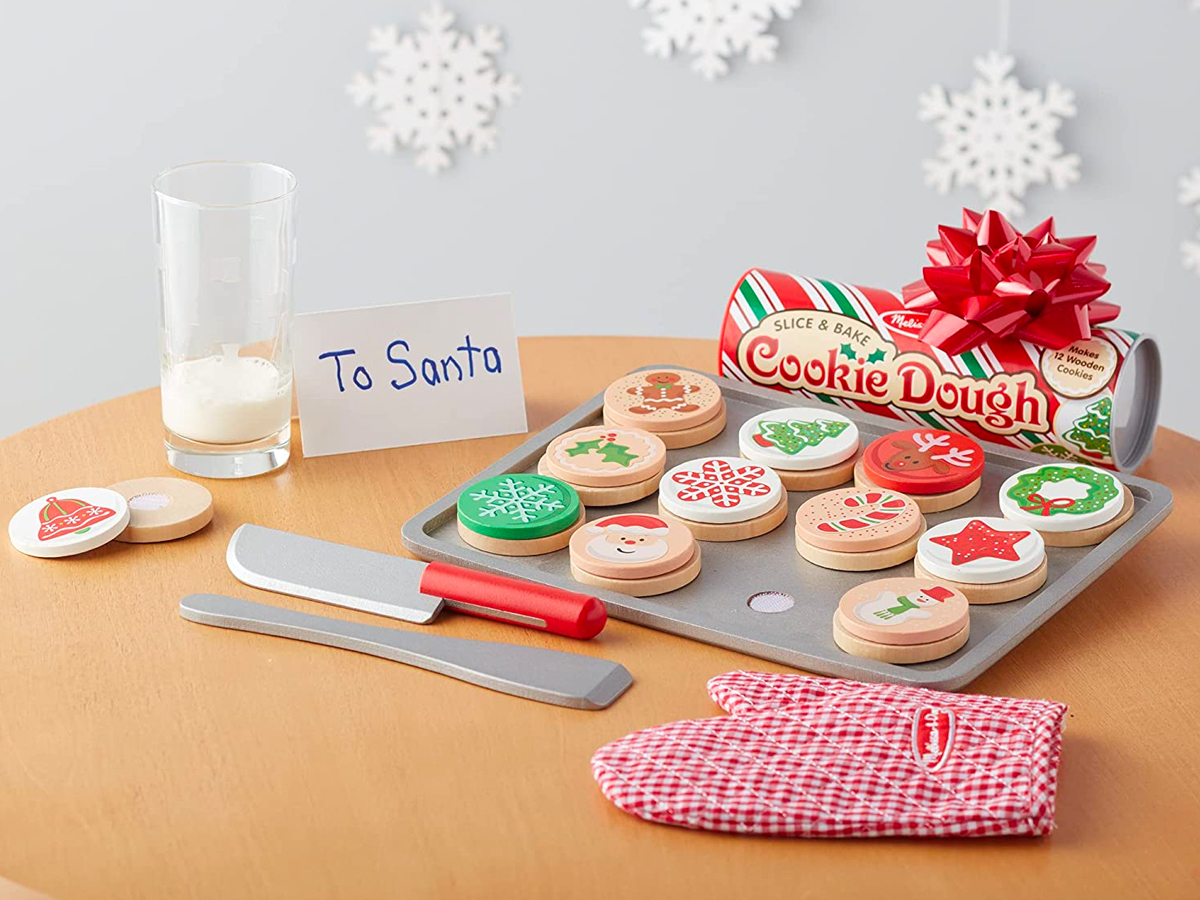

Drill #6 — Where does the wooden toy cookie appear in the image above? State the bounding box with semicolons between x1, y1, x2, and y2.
915;516;1048;604
998;463;1131;546
832;613;970;665
738;408;860;490
107;477;214;543
657;457;787;541
538;426;666;506
569;513;701;596
603;369;725;448
8;487;131;559
457;474;584;556
859;428;983;512
795;488;925;571
833;577;970;663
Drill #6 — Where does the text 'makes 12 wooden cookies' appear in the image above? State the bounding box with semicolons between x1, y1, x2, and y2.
538;426;666;507
658;457;788;541
569;512;701;597
794;488;925;571
858;428;984;513
603;368;726;449
738;407;860;490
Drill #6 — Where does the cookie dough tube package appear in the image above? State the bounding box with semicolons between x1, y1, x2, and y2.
718;269;1162;472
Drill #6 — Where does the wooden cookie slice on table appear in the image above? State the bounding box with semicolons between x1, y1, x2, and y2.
860;428;983;511
794;488;925;571
570;514;702;597
836;577;970;646
657;457;787;541
456;474;584;556
738;408;860;490
8;487;131;559
915;516;1047;604
833;612;970;665
999;463;1128;545
107;477;214;543
539;426;666;506
602;369;723;433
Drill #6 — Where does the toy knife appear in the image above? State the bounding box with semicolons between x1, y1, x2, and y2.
226;524;607;639
180;594;632;710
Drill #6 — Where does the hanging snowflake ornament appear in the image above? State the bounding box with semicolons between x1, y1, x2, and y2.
346;2;520;174
629;0;802;81
1178;167;1200;277
918;51;1080;218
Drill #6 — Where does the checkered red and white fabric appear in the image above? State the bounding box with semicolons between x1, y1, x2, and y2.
591;672;1066;838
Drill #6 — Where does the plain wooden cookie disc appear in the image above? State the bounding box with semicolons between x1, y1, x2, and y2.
833;611;970;664
570;545;702;597
606;400;726;449
1039;486;1135;547
854;458;981;513
537;456;661;506
457;509;585;557
658;493;788;542
108;477;214;543
796;517;926;571
914;556;1049;604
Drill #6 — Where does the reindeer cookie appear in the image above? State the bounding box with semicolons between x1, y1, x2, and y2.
857;428;984;512
603;369;725;446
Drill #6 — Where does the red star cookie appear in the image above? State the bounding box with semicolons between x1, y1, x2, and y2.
927;519;1029;565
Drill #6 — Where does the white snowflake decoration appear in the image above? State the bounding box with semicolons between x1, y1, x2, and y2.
1178;167;1200;277
346;2;520;174
469;478;565;524
918;51;1080;217
630;0;802;81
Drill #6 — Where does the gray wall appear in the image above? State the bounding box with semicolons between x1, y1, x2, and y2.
2;0;1198;439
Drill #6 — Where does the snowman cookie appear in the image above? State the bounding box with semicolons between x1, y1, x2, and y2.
999;464;1131;545
858;428;983;512
603;369;726;449
539;426;667;506
915;516;1048;604
832;577;970;664
739;408;860;490
569;513;701;596
658;457;787;541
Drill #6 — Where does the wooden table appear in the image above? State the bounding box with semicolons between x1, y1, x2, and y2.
2;336;1197;900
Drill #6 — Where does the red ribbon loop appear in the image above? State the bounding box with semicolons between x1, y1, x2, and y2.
1019;493;1076;516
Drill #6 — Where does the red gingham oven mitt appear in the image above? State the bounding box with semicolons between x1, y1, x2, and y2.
591;672;1067;838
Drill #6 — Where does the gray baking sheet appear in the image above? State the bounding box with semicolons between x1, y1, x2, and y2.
401;366;1173;690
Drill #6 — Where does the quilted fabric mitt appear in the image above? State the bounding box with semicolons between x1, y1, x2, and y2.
591;672;1066;838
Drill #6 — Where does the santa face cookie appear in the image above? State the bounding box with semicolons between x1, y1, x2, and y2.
999;464;1124;533
917;517;1045;585
795;488;922;553
603;369;722;432
862;429;983;494
543;427;666;487
739;408;859;471
9;487;131;558
659;457;783;524
837;578;969;646
570;513;695;579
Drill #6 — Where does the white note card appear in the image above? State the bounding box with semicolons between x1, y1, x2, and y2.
292;294;528;457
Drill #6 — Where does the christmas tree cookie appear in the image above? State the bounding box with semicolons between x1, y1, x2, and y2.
1064;397;1112;460
794;488;925;571
569;513;701;597
832;577;970;664
739;407;860;490
657;457;788;541
457;474;584;556
858;428;984;513
915;517;1048;604
998;463;1132;546
539;426;667;506
603;369;726;449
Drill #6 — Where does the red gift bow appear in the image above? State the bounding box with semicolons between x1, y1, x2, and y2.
900;208;1120;355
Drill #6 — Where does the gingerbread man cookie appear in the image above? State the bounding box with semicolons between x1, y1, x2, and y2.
603;369;723;434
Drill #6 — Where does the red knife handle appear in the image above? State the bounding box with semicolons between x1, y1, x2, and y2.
419;562;608;640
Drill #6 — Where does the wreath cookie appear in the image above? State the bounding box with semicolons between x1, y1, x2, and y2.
998;464;1124;533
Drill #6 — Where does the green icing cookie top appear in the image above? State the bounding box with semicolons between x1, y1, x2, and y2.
457;474;581;539
1005;464;1119;517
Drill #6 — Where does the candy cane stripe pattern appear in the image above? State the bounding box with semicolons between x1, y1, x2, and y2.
797;487;922;552
998;463;1125;533
660;457;783;524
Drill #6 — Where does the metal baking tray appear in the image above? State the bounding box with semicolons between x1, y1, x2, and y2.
401;366;1173;690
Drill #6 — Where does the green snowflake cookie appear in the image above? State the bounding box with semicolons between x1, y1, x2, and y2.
1005;465;1119;517
457;474;581;539
755;418;850;456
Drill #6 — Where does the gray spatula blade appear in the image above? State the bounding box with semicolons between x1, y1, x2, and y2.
227;524;443;624
180;594;632;710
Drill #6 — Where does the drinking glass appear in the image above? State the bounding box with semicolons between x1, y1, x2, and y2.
153;161;297;478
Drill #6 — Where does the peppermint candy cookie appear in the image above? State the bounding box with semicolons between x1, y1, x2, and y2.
739;408;859;490
539;426;666;506
915;516;1048;604
999;464;1130;545
658;457;787;541
603;369;726;449
795;488;925;571
859;428;983;512
457;474;584;556
569;513;701;596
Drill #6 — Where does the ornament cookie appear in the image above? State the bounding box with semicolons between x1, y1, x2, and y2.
999;464;1124;533
603;369;723;433
795;488;925;571
543;427;666;488
569;513;701;596
862;428;983;495
915;516;1048;603
108;477;213;543
9;488;131;559
837;578;969;646
739;408;859;471
457;474;583;555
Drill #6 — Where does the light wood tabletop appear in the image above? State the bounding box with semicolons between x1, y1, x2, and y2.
1;336;1198;900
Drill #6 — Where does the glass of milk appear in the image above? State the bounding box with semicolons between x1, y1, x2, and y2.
153;162;297;478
